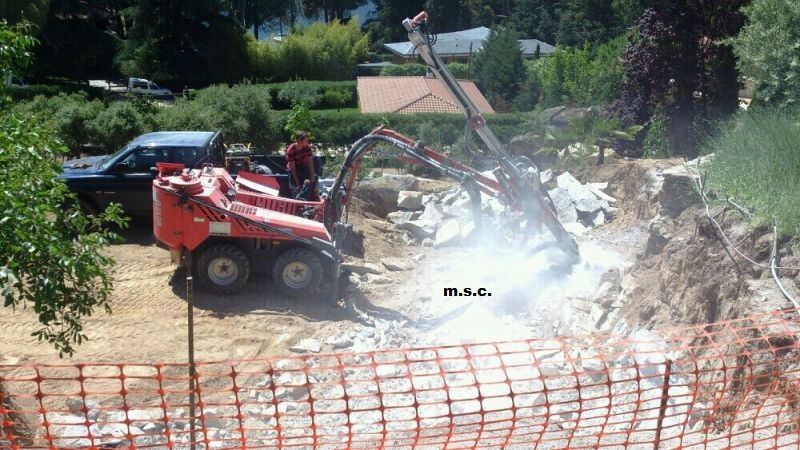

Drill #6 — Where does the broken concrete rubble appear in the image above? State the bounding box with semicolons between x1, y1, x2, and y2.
289;338;321;353
381;257;414;271
397;190;423;210
341;261;383;275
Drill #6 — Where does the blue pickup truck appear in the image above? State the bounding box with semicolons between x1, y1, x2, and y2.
59;131;324;216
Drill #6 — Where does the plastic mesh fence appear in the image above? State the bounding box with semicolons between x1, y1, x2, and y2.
1;309;799;449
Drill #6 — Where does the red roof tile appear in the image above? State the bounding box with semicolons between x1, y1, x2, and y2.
357;76;495;114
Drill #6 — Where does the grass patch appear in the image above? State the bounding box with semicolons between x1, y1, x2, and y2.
704;108;800;237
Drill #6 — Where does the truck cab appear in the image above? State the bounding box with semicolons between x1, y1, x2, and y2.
60;131;224;216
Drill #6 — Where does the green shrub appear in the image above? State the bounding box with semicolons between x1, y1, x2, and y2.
159;84;281;151
6;83;105;102
248;20;369;82
12;93;104;154
278;81;323;107
447;62;470;79
520;36;625;110
89;102;147;152
380;63;427;76
705;108;800;237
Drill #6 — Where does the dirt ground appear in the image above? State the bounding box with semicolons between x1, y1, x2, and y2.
1;157;797;365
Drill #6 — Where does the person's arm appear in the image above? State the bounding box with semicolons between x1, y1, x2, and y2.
307;146;316;184
286;144;300;186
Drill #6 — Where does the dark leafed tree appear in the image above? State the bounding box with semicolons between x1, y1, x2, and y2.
422;0;474;33
617;0;748;157
302;0;367;23
472;26;525;110
362;0;425;50
27;0;130;81
118;0;248;87
225;0;291;39
0;0;50;32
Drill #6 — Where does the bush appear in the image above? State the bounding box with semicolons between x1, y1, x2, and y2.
248;20;369;82
6;83;105;102
731;0;800;109
159;84;281;151
12;93;104;154
89;102;148;152
259;80;356;110
520;36;625;110
380;63;427;76
705;108;800;237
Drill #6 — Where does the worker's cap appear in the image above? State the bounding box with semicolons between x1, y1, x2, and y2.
295;131;309;141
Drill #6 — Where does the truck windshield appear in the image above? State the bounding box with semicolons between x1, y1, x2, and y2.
99;142;133;170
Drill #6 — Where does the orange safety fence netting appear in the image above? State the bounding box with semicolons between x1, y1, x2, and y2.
1;309;799;449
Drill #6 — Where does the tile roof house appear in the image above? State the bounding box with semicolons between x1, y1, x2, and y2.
384;26;555;63
357;76;495;114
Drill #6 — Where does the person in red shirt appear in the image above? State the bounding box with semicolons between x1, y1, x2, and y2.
285;131;316;200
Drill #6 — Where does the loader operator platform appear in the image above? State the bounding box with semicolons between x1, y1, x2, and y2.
285;131;317;200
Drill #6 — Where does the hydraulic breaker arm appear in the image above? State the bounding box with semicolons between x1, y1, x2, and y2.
401;11;580;259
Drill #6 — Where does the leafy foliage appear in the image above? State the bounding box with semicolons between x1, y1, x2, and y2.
1;21;127;357
118;0;248;87
518;36;625;110
617;2;747;157
284;103;317;139
705;108;800;237
731;0;800;109
380;63;428;77
473;27;525;110
247;19;369;82
159;84;281;151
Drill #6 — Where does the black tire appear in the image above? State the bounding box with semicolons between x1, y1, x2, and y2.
194;244;250;295
272;247;324;298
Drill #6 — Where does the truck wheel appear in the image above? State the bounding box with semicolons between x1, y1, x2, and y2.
272;247;323;298
194;244;250;295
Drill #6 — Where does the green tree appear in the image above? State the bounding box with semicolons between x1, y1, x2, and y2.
302;0;367;22
1;21;127;357
0;0;50;33
363;0;425;51
118;0;248;87
473;26;525;110
731;0;800;109
225;0;291;39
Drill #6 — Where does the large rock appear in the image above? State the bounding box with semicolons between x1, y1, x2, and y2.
289;338;321;354
397;191;423;210
381;258;414;271
557;172;608;222
547;187;579;224
658;166;700;218
542;106;594;127
354;175;419;217
395;220;436;240
386;210;420;224
434;218;462;247
341;262;383;275
646;215;672;255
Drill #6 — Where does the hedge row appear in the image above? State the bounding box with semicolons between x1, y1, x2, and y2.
13;84;532;157
7;83;106;102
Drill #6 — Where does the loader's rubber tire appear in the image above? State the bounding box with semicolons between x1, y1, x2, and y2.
272;247;323;299
194;244;250;295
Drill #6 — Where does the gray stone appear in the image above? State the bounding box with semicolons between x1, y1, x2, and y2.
381;258;414;271
397;190;423;210
646;215;672;255
386;211;420;224
365;274;392;285
460;220;477;240
658;166;700;218
540;169;554;186
434;218;462;247
325;335;354;349
563;222;588;236
395;220;436;240
341;262;382;275
422;238;435;247
289;338;321;354
592;211;605;226
547;187;579;223
354;175;420;217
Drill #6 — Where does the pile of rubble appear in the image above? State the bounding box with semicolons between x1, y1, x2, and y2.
384;170;618;246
